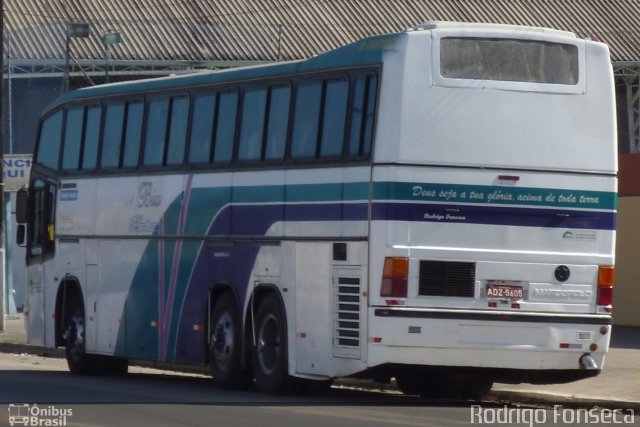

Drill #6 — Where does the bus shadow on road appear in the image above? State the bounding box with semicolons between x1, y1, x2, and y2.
0;368;496;408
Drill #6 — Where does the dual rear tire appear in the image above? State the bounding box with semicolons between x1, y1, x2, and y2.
210;291;328;394
209;292;290;393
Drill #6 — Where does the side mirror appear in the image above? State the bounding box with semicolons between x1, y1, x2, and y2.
16;224;26;247
16;187;28;224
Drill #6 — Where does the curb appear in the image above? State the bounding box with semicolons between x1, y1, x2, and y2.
490;390;640;413
0;342;64;358
1;341;639;411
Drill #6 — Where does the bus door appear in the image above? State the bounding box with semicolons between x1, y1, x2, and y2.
21;177;57;346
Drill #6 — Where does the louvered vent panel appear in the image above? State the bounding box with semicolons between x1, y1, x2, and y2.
419;260;476;297
334;274;361;359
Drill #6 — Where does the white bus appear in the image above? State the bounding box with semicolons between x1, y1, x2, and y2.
16;21;616;397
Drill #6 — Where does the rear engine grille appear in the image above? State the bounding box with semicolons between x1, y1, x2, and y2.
419;260;476;297
334;274;361;359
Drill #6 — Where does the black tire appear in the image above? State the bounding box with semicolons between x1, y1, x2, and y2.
64;295;128;376
209;292;247;389
63;299;95;375
252;293;290;394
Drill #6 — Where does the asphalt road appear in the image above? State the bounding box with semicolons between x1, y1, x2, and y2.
1;353;635;427
0;353;479;427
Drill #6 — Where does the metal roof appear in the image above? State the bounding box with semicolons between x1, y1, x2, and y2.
3;0;640;63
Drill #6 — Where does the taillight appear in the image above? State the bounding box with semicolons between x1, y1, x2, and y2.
380;257;408;297
597;265;615;306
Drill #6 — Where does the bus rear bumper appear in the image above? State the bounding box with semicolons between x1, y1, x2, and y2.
366;307;611;382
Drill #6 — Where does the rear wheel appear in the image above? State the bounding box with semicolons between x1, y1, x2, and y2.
252;293;290;394
209;292;248;389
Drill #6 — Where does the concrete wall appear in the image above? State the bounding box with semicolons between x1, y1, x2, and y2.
614;154;640;326
615;197;640;326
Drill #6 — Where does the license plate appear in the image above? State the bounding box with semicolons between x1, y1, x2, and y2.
486;282;524;301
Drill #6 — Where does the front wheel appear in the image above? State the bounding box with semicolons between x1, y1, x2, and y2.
63;303;95;375
252;293;290;394
63;296;128;376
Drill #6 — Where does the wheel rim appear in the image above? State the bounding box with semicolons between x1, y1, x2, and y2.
256;313;280;375
211;311;235;372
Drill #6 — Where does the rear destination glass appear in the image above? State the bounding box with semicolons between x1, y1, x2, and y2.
440;38;578;85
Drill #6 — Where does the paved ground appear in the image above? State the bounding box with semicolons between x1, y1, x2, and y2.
2;314;639;409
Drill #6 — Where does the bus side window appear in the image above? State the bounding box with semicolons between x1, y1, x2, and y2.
143;99;170;167
348;74;378;158
166;96;190;166
213;91;238;164
122;101;144;168
264;85;290;161
189;94;216;164
362;74;378;157
101;103;125;169
81;105;102;171
238;88;267;162
291;82;321;159
61;107;84;171
320;78;348;158
348;77;365;158
35;111;63;170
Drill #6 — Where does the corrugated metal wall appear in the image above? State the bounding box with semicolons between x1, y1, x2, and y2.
4;0;640;63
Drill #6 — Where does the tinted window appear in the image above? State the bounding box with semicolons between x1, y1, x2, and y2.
122;102;144;168
166;96;189;166
265;85;290;161
291;82;321;158
320;79;348;157
101;104;125;168
348;77;365;157
189;94;216;163
82;105;101;171
62;107;84;170
440;38;579;84
238;89;267;161
36;111;63;170
362;75;378;156
144;99;169;167
213;91;237;163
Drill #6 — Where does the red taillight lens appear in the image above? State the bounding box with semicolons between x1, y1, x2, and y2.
380;257;408;297
597;286;613;306
597;265;615;306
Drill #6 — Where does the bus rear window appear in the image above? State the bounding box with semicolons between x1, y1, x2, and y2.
440;38;578;85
